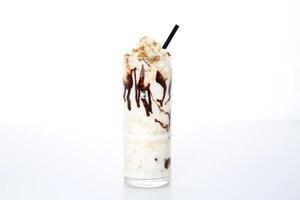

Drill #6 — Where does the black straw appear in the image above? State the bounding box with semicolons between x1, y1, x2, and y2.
162;24;179;49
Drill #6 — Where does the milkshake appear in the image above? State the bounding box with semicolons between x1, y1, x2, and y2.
123;36;172;188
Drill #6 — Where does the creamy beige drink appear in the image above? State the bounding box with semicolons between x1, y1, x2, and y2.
123;36;172;188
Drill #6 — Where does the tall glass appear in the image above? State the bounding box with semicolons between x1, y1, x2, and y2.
123;54;172;188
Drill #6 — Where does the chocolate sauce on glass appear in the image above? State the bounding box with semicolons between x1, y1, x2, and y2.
154;119;169;131
165;78;172;105
123;57;171;129
164;157;171;169
137;65;152;116
155;71;167;107
123;69;134;110
133;69;139;107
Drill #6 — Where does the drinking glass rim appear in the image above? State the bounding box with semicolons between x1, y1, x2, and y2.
124;55;172;61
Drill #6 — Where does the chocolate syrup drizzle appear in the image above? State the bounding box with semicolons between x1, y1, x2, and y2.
123;60;171;130
136;65;153;116
165;78;172;105
133;69;139;107
164;157;171;169
149;93;171;131
123;68;135;110
143;58;152;68
154;119;169;131
155;71;167;107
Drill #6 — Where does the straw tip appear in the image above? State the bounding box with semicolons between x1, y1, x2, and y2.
162;24;180;49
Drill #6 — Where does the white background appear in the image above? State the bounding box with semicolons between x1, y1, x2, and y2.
0;0;300;199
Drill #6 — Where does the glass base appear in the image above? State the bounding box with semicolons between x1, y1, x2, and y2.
124;177;170;188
